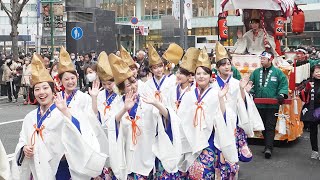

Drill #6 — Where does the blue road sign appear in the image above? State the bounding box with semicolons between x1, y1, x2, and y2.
130;17;139;25
71;27;83;40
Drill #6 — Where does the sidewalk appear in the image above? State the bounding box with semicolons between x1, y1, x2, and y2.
0;96;7;103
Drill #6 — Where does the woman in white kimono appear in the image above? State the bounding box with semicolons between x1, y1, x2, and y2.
120;45;146;93
12;53;107;180
107;53;181;180
144;44;177;106
96;51;119;128
177;47;239;180
212;42;264;178
166;47;199;111
57;47;109;178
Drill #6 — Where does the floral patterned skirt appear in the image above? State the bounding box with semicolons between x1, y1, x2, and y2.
187;147;217;180
154;158;181;179
127;172;153;180
95;167;117;180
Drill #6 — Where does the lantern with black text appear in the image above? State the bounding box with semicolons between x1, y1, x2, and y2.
218;18;228;40
292;9;305;34
274;17;285;38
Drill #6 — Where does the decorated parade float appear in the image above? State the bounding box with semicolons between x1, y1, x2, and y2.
218;0;306;141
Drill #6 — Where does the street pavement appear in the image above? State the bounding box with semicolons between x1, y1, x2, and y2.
0;98;320;179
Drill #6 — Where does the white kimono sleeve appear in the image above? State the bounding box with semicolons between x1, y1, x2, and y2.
245;93;265;131
61;115;107;178
0;139;10;180
152;107;181;173
237;92;254;137
214;106;239;163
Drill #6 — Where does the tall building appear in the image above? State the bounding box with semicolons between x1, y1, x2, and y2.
0;0;39;53
98;0;243;52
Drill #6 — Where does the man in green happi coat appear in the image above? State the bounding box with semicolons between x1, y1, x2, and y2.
249;51;288;159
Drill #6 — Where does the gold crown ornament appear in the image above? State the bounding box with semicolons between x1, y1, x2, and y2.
148;44;162;67
180;47;200;73
215;41;229;62
108;53;133;85
97;51;113;82
120;45;136;67
196;47;211;69
58;46;75;75
31;53;53;86
162;43;184;65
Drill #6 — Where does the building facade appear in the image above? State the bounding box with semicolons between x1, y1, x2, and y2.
0;0;39;53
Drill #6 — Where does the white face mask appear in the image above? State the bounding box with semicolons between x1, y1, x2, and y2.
6;59;11;63
71;55;75;59
86;72;97;82
54;55;59;60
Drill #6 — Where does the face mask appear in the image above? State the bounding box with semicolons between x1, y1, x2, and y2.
51;71;58;77
6;59;11;63
71;55;75;59
54;55;59;60
86;72;97;82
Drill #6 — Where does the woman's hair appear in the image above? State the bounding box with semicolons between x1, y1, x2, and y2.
195;66;212;77
216;58;231;69
84;64;97;75
179;67;194;76
34;82;55;94
117;76;136;95
58;70;77;80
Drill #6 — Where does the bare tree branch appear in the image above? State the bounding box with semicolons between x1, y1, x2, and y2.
0;0;13;21
17;0;29;14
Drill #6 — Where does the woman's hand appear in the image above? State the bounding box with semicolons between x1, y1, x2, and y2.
141;91;158;106
89;80;103;97
124;90;137;111
239;75;249;89
218;83;229;98
23;145;34;158
54;93;68;113
245;81;254;93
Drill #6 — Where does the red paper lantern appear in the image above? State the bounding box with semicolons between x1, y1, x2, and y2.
274;17;285;37
292;10;305;34
218;18;228;40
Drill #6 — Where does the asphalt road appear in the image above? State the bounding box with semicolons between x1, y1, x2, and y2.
0;99;320;179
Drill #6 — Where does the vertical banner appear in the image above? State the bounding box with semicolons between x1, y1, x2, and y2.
184;0;192;29
42;3;50;30
42;3;64;31
172;0;180;20
53;3;64;31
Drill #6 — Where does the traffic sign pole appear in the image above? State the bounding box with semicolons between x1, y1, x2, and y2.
50;2;54;59
133;6;136;55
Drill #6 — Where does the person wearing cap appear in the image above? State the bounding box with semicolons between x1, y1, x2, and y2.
12;53;107;179
233;10;276;55
177;47;238;179
120;45;145;94
212;46;242;80
107;53;181;180
144;44;177;106
92;51;118;179
96;51;119;128
166;47;199;112
249;50;288;159
212;42;265;169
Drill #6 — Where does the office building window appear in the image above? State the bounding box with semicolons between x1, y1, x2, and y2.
193;0;215;17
